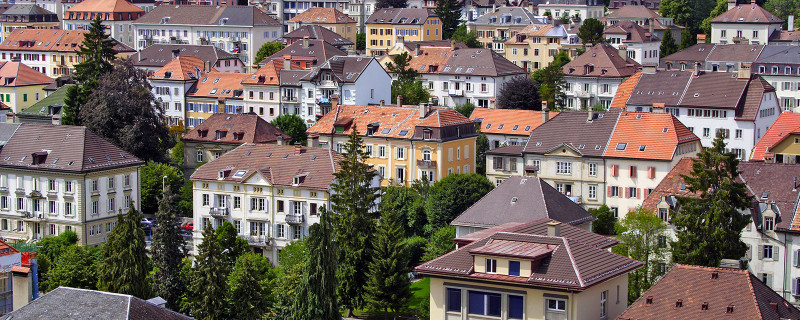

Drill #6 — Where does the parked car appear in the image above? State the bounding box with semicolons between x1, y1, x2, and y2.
181;222;193;232
141;218;156;227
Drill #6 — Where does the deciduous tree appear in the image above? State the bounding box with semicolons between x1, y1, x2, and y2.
151;186;187;310
425;174;493;232
141;161;186;214
365;209;411;318
273;239;308;319
475;130;489;175
97;206;151;298
254;42;285;65
497;77;541;110
532;51;569;109
454;102;475;118
614;208;669;303
271;114;308;145
450;24;482;48
215;221;250;270
381;186;426;236
423;226;456;261
45;245;99;291
589;205;616;235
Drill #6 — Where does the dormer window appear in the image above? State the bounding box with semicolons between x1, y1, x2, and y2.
508;260;520;276
198;129;209;138
764;216;774;231
293;174;307;185
215;130;227;140
485;258;497;273
218;169;231;179
423;128;433;140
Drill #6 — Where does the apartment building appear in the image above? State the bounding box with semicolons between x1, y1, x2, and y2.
62;0;144;48
463;0;537;22
308;103;476;186
710;3;783;45
287;7;357;44
0;123;143;245
133;5;282;68
661;43;765;74
130;44;243;74
605;5;682;45
0;5;59;42
537;0;605;21
469;107;556;149
503;23;569;72
751;112;800;163
466;7;543;54
241;58;299;122
562;43;640;109
184;71;250;128
753;45;800;112
0;60;54;115
282;25;354;51
256;0;351;32
365;8;441;56
604;20;660;65
148;56;215;127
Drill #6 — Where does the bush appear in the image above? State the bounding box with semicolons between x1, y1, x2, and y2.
404;236;428;267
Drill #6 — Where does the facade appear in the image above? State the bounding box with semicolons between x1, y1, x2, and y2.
0;123;143;246
562;43;640;109
466;7;543;54
287;7;357;44
255;0;351;33
0;60;54;115
503;23;569;72
710;3;783;45
416;219;642;320
608;0;660;9
148;56;215;127
753;45;800;112
241;58;301;123
308;104;477;186
661;43;765;73
751;112;800;162
133;5;283;68
184;71;250;128
463;0;536;22
604;5;682;45
365;8;441;56
603;20;660;65
0;5;59;42
469;107;556;149
130;44;243;74
62;0;145;48
537;0;605;21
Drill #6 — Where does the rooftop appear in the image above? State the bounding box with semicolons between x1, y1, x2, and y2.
710;3;782;24
288;7;355;24
750;112;800;161
0;29;134;53
468;7;543;26
129;44;239;69
149;56;214;81
604;20;660;43
261;38;346;66
366;8;436;25
469;108;557;136
0;61;55;87
604;112;699;161
523;109;620;157
300;55;378;84
563;43;640;78
135;5;280;27
186;71;249;100
181;113;289;144
283;25;353;47
66;0;144;14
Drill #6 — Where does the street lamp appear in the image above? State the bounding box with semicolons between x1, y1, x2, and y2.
162;175;168;193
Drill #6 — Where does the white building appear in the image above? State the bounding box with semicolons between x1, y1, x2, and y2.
753;45;800;112
148;56;214;127
469;107;553;149
537;0;605;21
710;2;783;45
62;0;145;48
562;43;640;109
604;20;660;65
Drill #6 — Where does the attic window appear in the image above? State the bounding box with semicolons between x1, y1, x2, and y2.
578;144;585;149
52;158;58;164
381;128;391;134
693;93;699;97
524;126;531;131
645;296;653;304
293;175;306;185
536;142;542;146
215;130;227;140
3;157;8;161
663;128;669;133
104;155;111;162
498;124;504;130
675;300;683;308
616;143;627;150
399;130;408;136
511;197;518;203
232;170;247;178
701;302;709;311
218;169;231;179
636;114;642;119
595;145;601;150
726;305;735;313
761;192;769;199
639;145;646;151
711;271;719;279
512;125;519;130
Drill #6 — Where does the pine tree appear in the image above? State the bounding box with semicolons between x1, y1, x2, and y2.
227;253;274;320
62;15;116;125
364;209;411;319
679;28;697;49
331;127;380;316
151;186;187;310
188;225;228;320
291;208;340;320
97;206;151;298
659;30;679;58
434;0;461;39
671;136;753;267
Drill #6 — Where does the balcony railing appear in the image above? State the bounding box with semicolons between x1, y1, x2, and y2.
22;211;44;221
449;89;464;96
209;207;229;217
417;160;437;169
286;214;304;225
282;95;297;102
241;235;271;247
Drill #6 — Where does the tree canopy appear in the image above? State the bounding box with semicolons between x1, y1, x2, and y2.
254;42;285;65
291;209;340;320
387;52;430;105
660;30;679;58
97;206;151;298
589;205;616;235
227;253;275;320
63;15;116;125
271;114;308;145
614;208;669;303
578;18;605;45
425;174;493;232
532;52;569;110
450;24;482;48
496;77;541;110
433;0;461;39
140;161;186;214
364;209;411;317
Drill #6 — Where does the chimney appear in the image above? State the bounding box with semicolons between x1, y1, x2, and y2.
330;94;339;109
414;43;421;56
12;266;31;311
172;49;180;59
727;0;736;10
276;135;284;145
397;95;403;106
294;144;302;155
450;40;456;50
302;36;309;48
204;61;212;73
283;54;291;70
542;101;550;122
738;63;751;79
418;104;429;119
307;134;320;148
397;35;405;47
618;45;627;59
648;18;654;35
546;221;561;237
380;99;385;106
789;15;795;32
693;61;702;76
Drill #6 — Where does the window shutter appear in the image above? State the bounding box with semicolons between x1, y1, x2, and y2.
637;188;642;199
775;246;780;261
630;166;637;178
747;244;752;260
768;274;773;288
795;250;800;267
625;187;629;198
612;165;619;177
793;278;798;296
758;245;763;260
648;167;656;179
608;186;613;197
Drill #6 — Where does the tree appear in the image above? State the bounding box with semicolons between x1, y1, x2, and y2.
45;245;99;291
701;0;729;38
679;28;697;49
765;0;800;30
141;161;186;214
615;208;669;303
330;127;380;315
450;24;482;48
151;186;187;310
97;206;151;298
36;230;79;291
273;239;308;319
475;130;489;175
356;33;366;51
62;15;116;126
434;0;461;39
532;64;567;109
255;41;285;65
387;52;430;105
215;221;250;270
271;114;308;145
187;225;228;320
423;226;456;261
387;52;417;81
660;29;679;58
660;0;696;31
376;0;407;8
291;208;340;320
560;14;570;25
578;18;605;45
425;174;493;232
381;186;426;236
589;205;616;235
454;102;475;118
497;77;541;110
80;60;172;162
671;136;753;267
170;140;184;167
365;209;411;318
227;253;275;320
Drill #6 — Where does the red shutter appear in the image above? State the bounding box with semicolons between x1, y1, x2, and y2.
625;187;629;198
630;166;637;178
648;167;656;179
637;188;642;199
612;165;619;177
608;186;613;197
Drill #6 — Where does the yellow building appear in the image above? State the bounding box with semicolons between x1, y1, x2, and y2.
365;8;441;56
467;7;543;54
751;112;800;163
0;4;59;41
185;71;250;128
288;7;358;44
0;59;54;116
504;24;568;72
307;102;476;186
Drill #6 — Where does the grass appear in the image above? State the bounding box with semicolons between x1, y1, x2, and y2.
345;277;431;319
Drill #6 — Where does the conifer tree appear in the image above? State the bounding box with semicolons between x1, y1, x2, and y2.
291;208;340;320
434;0;461;39
365;209;411;319
97;206;151;298
227;253;274;320
331;127;380;316
659;30;679;58
188;225;228;320
151;186;187;310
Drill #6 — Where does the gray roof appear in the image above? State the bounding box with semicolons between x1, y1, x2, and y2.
366;8;435;25
130;44;240;68
0;123;19;148
626;71;693;106
1;287;193;320
468;7;543;26
301;56;377;83
135;5;280;27
280;69;309;86
441;48;527;76
539;0;604;6
523;109;621;157
451;176;596;228
754;45;800;65
0;4;57;17
262;39;346;66
283;25;353;47
659;43;715;67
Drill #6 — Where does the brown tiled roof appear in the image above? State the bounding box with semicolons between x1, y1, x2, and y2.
618;264;800;320
710;3;782;24
641;157;697;212
187;71;249;100
130;44;239;69
149;56;214;81
288;7;355;24
523;109;620;157
706;44;764;63
609;71;641;109
604;20;659;43
508;218;617;249
771;30;800;42
0;29;133;53
485;144;524;156
135;5;280;26
0;123;143;173
181;113;289;144
261;39;346;66
659;43;715;67
283;25;353;47
366;8;435;25
0;61;54;87
66;0;143;14
738;162;800;230
401;40;467;51
451;176;596;228
406;46;454;74
563;43;640;78
441;48;527;77
735;76;773;121
470;107;557;136
190;143;342;190
751;112;800;161
606;5;662;19
0;239;19;258
604;112;699;161
415;230;642;290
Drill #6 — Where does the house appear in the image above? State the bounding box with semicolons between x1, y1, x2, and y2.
282;25;354;51
608;0;660;10
469;107;556;149
0;5;59;42
3;287;192;319
181;113;290;173
562;43;640;109
604;5;682;44
710;3;783;45
751;112;800;162
184;71;251;128
661;43;764;73
307;103;476;186
0;123;144;245
365;8;441;56
416;219;643;320
451;176;596;238
603;20;660;65
133;5;283;68
466;7;544;54
376;37;466;69
287;7;357;44
259;38;346;70
752;45;800;112
503;23;569;72
0;240;19;315
537;0;605;21
129;43;243;74
62;0;144;48
148;56;216;128
463;0;537;22
241;57;305;123
15;84;73;125
617;265;800;319
0;60;54;115
257;0;352;33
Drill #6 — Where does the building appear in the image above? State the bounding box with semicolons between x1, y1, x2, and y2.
0;5;59;42
282;25;353;51
562;43;640;109
463;0;537;22
604;5;682;44
469;107;556;149
15;84;72;125
181;113;289;173
466;7;543;54
241;58;303;123
752;45;800;112
62;0;145;48
0;123;143;245
365;8;441;56
618;265;800;319
503;23;570;72
661;43;765;73
255;0;352;33
287;7;357;44
0;60;54;115
416;219;643;320
133;5;283;68
376;37;465;68
609;0;661;10
184;71;250;127
308;103;476;186
603;20;660;65
148;56;215;128
451;176;596;238
710;3;783;45
0;240;19;315
751;112;800;162
537;0;605;21
259;37;346;69
129;43;243;74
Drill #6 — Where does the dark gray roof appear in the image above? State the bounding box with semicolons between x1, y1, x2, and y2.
262;39;346;66
0;123;19;147
0;4;57;17
130;44;239;68
754;45;800;65
706;44;764;63
366;8;435;25
468;7;543;26
301;56;379;83
626;71;693;106
135;5;280;27
279;69;309;86
451;176;596;228
659;43;715;67
441;48;527;76
523;109;621;157
283;25;353;47
1;287;193;320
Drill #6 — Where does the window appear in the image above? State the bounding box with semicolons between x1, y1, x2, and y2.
65;202;73;216
486;258;497;273
396;167;405;183
609;186;620;197
293;225;302;239
65;181;72;193
468;291;501;317
396;147;405;160
556;162;571;174
233;196;240;209
547;298;566;312
92;200;99;215
196;151;204;163
659;208;669;221
378;146;386;158
107;177;115;189
588;185;597;199
628;187;638;198
600;290;608;318
703;128;710;137
509;260;520;276
446;288;461;312
764;216;774;231
277;224;285;238
91;180;98;192
277;200;284;212
763;245;774;259
202;194;209;206
48;179;56;191
588;163;597;176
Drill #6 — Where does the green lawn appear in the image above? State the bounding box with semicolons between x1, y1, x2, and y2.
346;277;430;319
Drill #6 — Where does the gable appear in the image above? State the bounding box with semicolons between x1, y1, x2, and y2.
544;144;583;157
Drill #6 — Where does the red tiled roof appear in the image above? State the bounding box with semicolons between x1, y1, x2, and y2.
0;239;19;258
0;61;54;87
641;157;697;212
149;56;214;81
242;59;304;85
609;71;641;109
288;7;355;24
307;104;473;139
187;71;249;100
66;0;143;15
751;112;800;161
604;112;699;161
0;29;133;53
469;108;557;136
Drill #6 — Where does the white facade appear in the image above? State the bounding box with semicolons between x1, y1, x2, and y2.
63;19;138;48
605;36;660;65
760;74;800;113
422;74;520;108
537;4;605;20
604;156;696;217
242;83;282;123
151;79;193;127
564;76;624;109
711;22;782;45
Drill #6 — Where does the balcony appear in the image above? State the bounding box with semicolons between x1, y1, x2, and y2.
286;214;304;225
209;207;229;217
576;90;592;98
241;235;272;247
281;95;297;103
319;80;336;88
417;159;437;169
22;211;44;222
449;89;464;96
